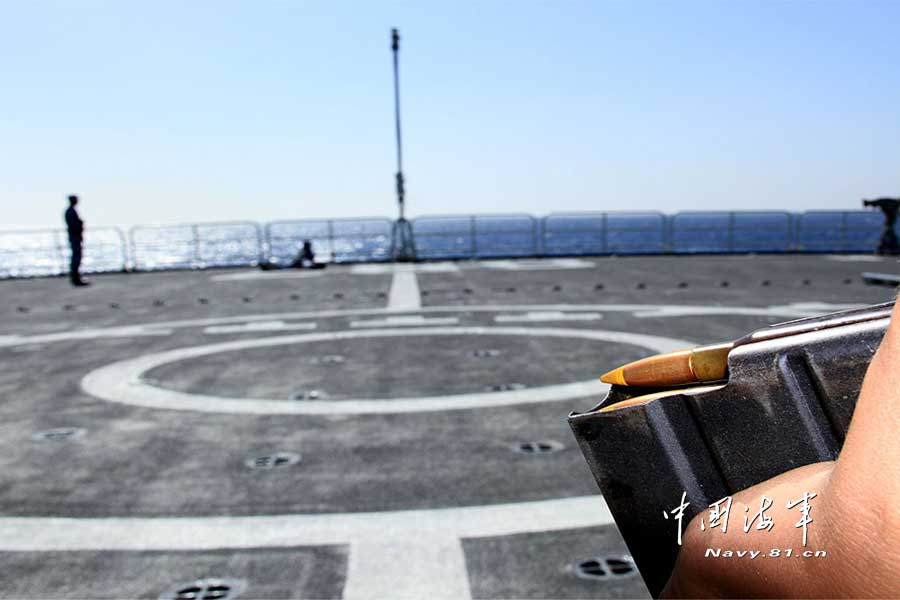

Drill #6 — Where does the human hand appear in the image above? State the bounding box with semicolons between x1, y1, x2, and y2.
662;301;900;598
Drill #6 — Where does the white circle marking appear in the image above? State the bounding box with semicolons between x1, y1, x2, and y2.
82;326;691;415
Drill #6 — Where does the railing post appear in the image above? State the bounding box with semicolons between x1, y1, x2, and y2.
190;224;200;267
664;214;672;253
263;223;273;265
537;215;550;256
788;212;793;252
470;216;477;258
728;212;735;253
792;213;800;252
128;227;138;271
841;211;849;252
328;220;336;262
252;222;264;266
115;227;129;271
601;213;608;254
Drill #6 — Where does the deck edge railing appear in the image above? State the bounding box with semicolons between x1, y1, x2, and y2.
0;210;889;278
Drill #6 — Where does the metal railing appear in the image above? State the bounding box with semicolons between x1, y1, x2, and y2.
606;212;667;254
0;210;892;278
130;221;263;271
265;217;393;264
541;212;669;255
0;227;127;278
795;211;884;252
413;214;539;258
669;211;794;253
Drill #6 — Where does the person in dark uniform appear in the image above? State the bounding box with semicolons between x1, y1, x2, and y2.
291;239;324;269
65;195;89;286
863;197;900;255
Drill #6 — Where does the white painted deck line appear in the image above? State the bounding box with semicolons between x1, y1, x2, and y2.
203;321;316;334
494;311;603;323
210;270;325;281
631;303;865;319
352;262;460;274
782;301;869;312
345;537;472;600
0;303;844;346
350;316;459;328
387;267;421;311
0;494;613;551
475;258;595;270
81;327;690;415
825;255;886;262
0;495;610;598
0;326;173;347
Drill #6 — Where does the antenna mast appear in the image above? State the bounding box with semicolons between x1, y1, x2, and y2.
390;28;416;261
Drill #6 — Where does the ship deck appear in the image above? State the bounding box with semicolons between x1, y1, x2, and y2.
0;253;896;599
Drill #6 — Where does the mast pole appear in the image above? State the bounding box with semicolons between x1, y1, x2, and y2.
390;28;416;261
392;28;405;220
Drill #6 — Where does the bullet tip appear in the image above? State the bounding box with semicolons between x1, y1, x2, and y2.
600;368;627;386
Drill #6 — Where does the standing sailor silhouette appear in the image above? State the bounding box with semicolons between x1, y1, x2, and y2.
64;195;90;286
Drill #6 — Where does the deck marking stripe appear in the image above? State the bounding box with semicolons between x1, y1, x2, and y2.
81;326;690;415
0;326;173;347
474;259;595;270
631;303;866;319
0;303;853;345
494;311;603;322
345;537;471;600
351;262;460;274
387;266;421;311
203;321;316;334
825;254;885;263
210;271;326;281
0;495;613;551
350;316;459;328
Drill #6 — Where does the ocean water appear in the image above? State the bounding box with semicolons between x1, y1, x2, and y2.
0;211;887;278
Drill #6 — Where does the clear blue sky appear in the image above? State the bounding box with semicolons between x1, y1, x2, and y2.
2;0;898;229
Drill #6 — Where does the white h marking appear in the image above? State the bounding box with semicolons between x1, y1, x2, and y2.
388;266;421;311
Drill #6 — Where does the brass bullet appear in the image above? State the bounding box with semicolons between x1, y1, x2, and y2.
600;342;732;387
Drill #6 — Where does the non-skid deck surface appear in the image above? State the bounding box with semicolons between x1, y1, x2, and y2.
0;254;896;599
